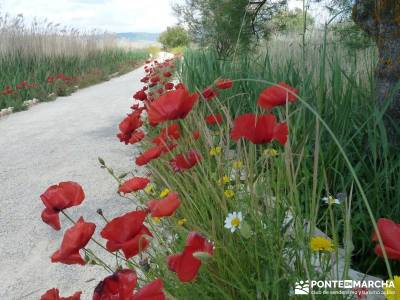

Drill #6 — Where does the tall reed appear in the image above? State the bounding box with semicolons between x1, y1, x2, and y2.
0;13;148;110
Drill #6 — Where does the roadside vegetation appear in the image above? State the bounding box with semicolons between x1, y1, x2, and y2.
35;1;400;299
0;14;148;111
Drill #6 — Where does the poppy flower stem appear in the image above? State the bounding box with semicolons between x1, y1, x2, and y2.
96;209;109;223
82;248;114;273
60;210;140;269
106;166;121;184
146;220;173;254
100;159;121;184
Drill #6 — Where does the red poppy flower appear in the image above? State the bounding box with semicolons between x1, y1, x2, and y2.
41;288;81;300
47;77;55;83
140;76;149;83
147;87;198;126
167;232;214;282
131;278;165;300
100;210;152;259
1;88;14;95
163;71;172;78
119;177;150;194
164;82;174;90
372;218;400;260
175;83;185;90
136;144;176;166
257;82;298;110
93;269;164;300
192;131;200;140
170;149;202;172
128;130;145;144
215;79;233;90
147;192;181;217
202;87;218;101
117;112;143;144
133;90;147;101
119;111;143;133
152;124;181;146
51;217;95;265
93;269;136;300
57;73;66;80
150;75;160;84
230;113;288;145
205;113;223;125
40;181;85;230
136;146;163;166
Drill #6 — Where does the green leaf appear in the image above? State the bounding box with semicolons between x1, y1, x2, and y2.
119;172;129;179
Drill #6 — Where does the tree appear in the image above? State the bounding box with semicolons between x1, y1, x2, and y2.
267;8;315;34
173;0;286;57
158;26;189;50
318;0;354;20
352;1;400;141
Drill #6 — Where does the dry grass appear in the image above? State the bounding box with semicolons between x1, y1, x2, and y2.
0;13;148;110
0;13;119;57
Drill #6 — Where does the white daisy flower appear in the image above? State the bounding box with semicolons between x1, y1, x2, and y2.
224;212;243;233
321;195;341;205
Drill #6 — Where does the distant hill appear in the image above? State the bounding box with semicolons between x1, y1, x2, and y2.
117;32;159;42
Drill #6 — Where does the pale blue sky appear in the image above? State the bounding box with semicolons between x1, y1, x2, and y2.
0;0;328;33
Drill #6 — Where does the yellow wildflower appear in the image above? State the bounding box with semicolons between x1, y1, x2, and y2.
144;183;155;194
209;146;222;156
177;218;187;226
159;188;170;198
152;217;161;224
218;175;230;185
385;276;400;300
264;148;278;157
232;160;243;169
224;189;235;199
309;236;334;252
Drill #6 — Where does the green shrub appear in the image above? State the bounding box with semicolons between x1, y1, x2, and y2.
158;26;189;50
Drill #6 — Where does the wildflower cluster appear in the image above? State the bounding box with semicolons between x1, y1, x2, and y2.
36;54;400;299
1;73;77;97
37;57;217;299
1;81;37;95
46;73;78;84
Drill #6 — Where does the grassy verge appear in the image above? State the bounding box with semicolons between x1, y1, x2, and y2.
0;49;148;111
177;42;400;277
130;34;400;299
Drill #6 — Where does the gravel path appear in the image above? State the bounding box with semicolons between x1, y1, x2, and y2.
0;67;146;299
